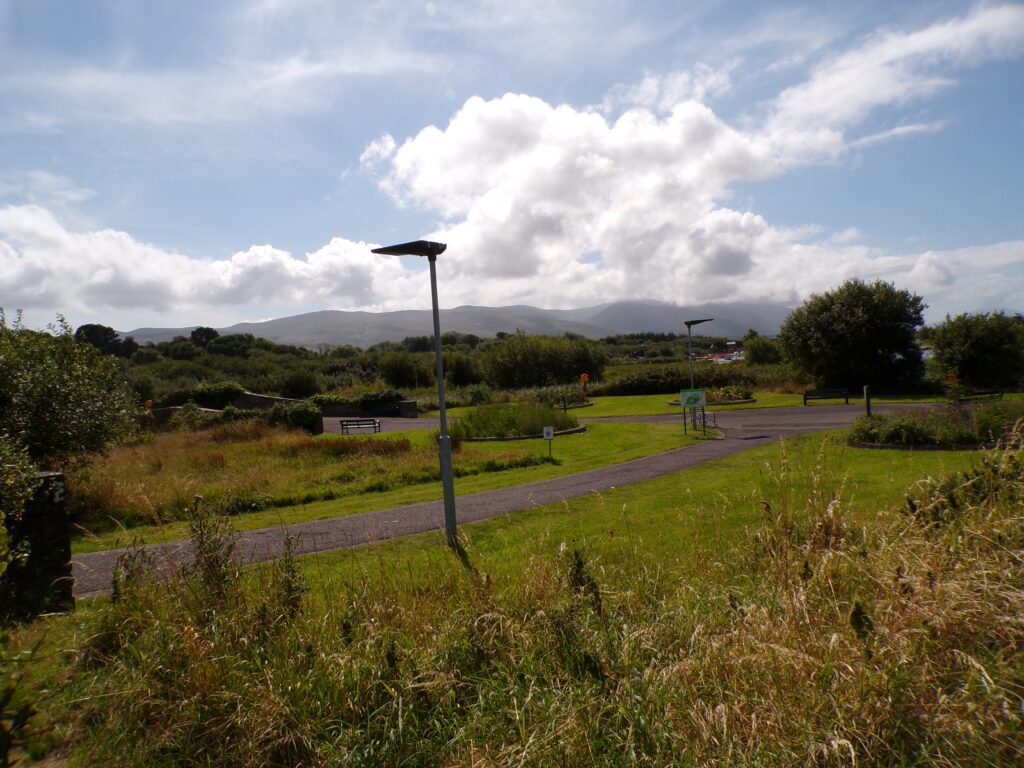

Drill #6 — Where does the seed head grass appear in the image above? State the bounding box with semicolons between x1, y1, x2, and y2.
30;426;1024;765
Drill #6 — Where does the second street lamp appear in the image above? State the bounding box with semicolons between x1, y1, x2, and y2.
370;239;458;548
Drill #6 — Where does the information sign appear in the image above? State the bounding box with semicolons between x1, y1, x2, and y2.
679;389;706;408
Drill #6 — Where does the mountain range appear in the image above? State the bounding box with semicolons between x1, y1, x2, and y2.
124;300;793;348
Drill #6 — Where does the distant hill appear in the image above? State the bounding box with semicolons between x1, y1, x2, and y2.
124;300;793;347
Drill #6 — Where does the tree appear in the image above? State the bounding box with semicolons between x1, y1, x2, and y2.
744;335;782;365
75;323;137;357
190;326;220;348
779;279;925;389
930;312;1024;390
1;312;135;467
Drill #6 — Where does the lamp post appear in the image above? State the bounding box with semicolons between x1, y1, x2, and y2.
683;318;714;389
371;240;458;547
683;317;713;429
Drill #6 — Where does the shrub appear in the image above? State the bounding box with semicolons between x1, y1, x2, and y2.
275;370;322;399
455;403;577;439
191;380;246;409
482;331;606;388
267;401;322;434
0;433;40;579
849;403;1021;447
705;385;752;403
0;312;135;467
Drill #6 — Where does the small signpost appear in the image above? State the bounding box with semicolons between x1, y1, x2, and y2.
679;389;707;435
543;425;555;458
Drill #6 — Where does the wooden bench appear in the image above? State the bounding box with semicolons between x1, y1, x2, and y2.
956;391;1003;404
339;418;381;435
803;388;849;406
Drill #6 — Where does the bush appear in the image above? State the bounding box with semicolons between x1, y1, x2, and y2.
743;336;782;365
705;385;752;403
0;312;135;466
455;403;577;439
191;380;246;409
482;332;606;389
849;403;1024;447
267;401;322;434
275;370;322;399
0;433;40;579
930;312;1024;390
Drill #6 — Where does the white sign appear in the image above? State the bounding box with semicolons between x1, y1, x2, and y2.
543;426;555;440
679;389;706;408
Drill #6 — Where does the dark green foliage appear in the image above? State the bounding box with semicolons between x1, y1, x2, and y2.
930;312;1024;390
265;401;322;434
482;331;606;388
205;333;256;357
443;350;482;386
189;326;220;348
0;434;39;579
159;337;201;360
378;351;434;389
779;279;925;389
849;401;1024;446
74;323;138;357
0;312;135;466
743;335;782;365
191;381;246;409
592;363;762;396
274;370;322;399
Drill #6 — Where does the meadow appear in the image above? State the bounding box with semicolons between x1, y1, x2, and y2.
8;429;1017;766
70;418;708;553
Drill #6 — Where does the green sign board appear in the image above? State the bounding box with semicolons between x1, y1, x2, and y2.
679;389;706;408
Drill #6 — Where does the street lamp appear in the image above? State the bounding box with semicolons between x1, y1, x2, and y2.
371;239;458;548
683;318;714;389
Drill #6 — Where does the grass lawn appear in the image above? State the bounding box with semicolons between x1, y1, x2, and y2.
73;420;710;553
8;429;1001;766
299;430;980;589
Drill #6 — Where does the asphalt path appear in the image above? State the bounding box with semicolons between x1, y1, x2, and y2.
72;404;907;597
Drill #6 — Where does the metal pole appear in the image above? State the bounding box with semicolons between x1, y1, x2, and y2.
428;256;458;547
863;385;872;417
687;325;696;428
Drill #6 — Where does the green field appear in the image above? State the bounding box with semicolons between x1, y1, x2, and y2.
73;420;711;553
298;430;979;586
12;430;1010;767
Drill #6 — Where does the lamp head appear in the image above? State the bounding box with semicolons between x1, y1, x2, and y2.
371;240;447;258
684;318;714;329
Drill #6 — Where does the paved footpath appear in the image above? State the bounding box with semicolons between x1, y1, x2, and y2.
72;404;903;597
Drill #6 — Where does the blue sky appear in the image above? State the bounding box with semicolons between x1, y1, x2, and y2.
1;0;1023;331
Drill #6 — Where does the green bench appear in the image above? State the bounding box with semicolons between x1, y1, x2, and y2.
803;388;849;406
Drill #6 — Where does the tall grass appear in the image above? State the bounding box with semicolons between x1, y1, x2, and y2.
67;423;544;534
50;428;1024;765
455;402;578;439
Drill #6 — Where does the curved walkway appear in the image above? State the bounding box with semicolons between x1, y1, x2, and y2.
72;404;896;597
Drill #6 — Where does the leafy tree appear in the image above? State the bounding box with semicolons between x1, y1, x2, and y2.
379;352;434;389
743;335;782;365
159;337;202;360
206;333;255;358
1;312;135;467
779;279;925;389
75;323;137;357
930;312;1024;390
190;326;220;348
482;331;606;388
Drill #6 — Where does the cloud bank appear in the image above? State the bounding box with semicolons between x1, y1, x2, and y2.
2;4;1024;328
